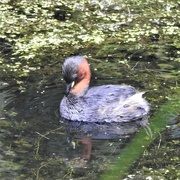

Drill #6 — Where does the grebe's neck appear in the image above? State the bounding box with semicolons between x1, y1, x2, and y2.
71;60;91;96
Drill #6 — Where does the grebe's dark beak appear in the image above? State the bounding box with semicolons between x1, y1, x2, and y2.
66;81;75;97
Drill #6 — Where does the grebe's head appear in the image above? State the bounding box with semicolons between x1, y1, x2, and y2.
62;56;91;96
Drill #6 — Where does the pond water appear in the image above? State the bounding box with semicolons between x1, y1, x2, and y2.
0;55;179;179
0;70;148;179
0;0;180;179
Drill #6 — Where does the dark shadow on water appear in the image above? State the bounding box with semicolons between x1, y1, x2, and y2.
61;117;148;139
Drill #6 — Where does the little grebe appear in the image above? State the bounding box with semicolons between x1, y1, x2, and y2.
60;56;149;122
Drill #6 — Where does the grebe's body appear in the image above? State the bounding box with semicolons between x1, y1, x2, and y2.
60;56;149;122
